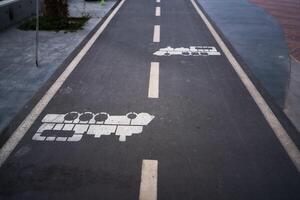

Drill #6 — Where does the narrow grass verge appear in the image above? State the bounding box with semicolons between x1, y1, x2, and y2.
19;16;90;32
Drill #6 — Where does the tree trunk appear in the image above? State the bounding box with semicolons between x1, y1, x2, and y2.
44;0;69;18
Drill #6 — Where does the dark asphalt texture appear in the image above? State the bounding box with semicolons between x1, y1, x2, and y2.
0;0;300;199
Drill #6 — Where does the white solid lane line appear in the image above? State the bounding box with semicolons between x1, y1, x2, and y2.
148;62;159;98
139;160;158;200
190;0;300;172
0;0;127;167
155;7;161;17
153;25;160;43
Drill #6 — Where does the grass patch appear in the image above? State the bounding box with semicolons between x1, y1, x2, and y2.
19;16;90;32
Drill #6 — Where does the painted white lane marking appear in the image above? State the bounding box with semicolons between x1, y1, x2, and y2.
190;0;300;172
0;0;127;167
156;0;160;3
153;25;160;43
154;46;221;56
155;7;161;17
139;160;158;200
32;112;155;142
148;62;159;98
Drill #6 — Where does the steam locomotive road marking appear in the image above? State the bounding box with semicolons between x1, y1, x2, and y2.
32;112;155;142
148;62;160;98
155;7;161;16
153;46;221;56
153;25;160;43
139;159;158;200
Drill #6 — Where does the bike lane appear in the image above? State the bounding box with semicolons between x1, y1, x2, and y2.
0;0;300;199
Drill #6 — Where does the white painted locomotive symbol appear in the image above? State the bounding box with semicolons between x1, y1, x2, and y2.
153;46;221;56
32;112;155;142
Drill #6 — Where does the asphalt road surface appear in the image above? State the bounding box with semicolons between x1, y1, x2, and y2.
0;0;300;199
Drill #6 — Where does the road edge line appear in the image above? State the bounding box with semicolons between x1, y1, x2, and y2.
0;0;126;167
190;0;300;172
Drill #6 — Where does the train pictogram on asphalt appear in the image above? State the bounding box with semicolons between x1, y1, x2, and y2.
32;112;155;142
153;46;221;56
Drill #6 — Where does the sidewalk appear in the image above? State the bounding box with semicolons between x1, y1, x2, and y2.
0;0;116;135
197;0;300;131
248;0;300;132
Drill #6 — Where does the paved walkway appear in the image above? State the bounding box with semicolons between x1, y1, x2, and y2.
248;0;300;131
0;0;300;199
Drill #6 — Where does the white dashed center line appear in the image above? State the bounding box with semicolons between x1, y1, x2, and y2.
139;160;158;200
148;62;159;98
153;25;160;43
156;0;160;3
155;7;161;16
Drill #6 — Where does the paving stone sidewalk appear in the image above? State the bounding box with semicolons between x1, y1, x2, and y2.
0;0;116;135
